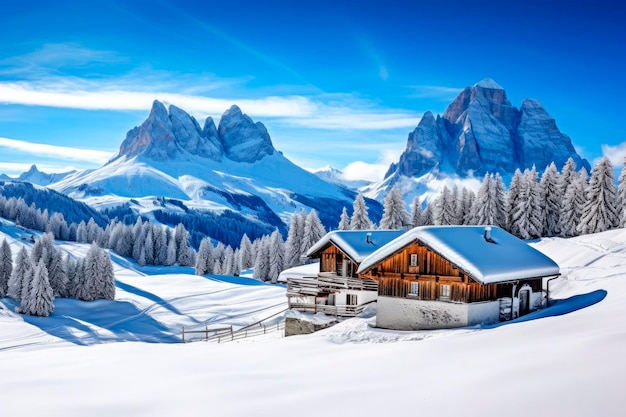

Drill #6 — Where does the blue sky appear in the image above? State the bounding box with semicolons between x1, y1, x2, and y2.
0;0;624;180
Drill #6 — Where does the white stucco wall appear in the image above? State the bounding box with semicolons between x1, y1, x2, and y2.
335;290;377;306
376;297;469;330
467;301;500;326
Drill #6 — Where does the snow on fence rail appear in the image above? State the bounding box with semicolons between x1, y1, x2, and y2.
181;321;285;343
181;306;288;343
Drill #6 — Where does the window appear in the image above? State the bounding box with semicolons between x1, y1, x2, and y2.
409;281;419;296
346;294;357;306
409;254;418;267
440;284;451;300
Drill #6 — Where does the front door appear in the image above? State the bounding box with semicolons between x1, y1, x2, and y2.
519;290;530;316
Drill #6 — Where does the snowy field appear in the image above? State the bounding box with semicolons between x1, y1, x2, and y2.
1;227;625;416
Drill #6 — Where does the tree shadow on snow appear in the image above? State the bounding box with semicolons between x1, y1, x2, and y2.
482;289;607;329
6;298;180;345
114;280;197;323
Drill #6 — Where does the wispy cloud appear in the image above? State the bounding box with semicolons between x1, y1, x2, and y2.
0;79;421;130
408;84;463;101
0;43;125;77
0;137;114;164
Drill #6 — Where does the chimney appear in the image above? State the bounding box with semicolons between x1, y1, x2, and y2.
484;226;495;243
366;232;373;245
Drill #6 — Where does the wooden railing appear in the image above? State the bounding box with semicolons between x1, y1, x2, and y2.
287;275;378;297
287;301;374;317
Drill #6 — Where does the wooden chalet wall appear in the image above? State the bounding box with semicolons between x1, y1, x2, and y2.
359;242;542;303
317;245;358;277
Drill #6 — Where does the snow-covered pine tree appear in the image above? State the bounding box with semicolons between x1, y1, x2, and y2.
165;236;177;266
618;165;626;227
338;207;351;230
410;196;422;228
301;210;326;255
421;201;434;226
195;237;213;276
350;193;374;230
155;226;169;265
76;220;88;243
560;157;578;197
18;258;54;317
143;226;154;265
174;223;195;266
65;254;78;298
8;247;31;301
462;189;476;225
379;186;409;229
578;157;619;235
268;229;285;284
253;236;270;281
560;171;587;237
222;246;235;276
285;210;305;268
47;247;68;298
238;234;253;270
540;162;563;237
452;185;463;226
0;239;12;297
469;174;506;227
510;167;544;239
506;169;524;233
99;250;116;300
433;186;456;226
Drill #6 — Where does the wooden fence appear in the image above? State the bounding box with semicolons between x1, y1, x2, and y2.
181;321;285;343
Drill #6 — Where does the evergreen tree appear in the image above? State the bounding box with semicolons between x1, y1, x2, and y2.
285;210;305;268
350;193;374;230
618;165;626;227
253;237;270;281
540;162;563;237
560;157;578;197
510;168;544;239
380;186;409;229
421;201;434;226
47;248;68;298
301;210;326;255
560;171;587;237
410;196;423;228
195;237;213;276
99;250;116;300
0;239;12;297
144;226;154;265
506;169;524;233
462;189;476;225
238;234;253;270
18;258;54;317
469;174;506;227
165;237;177;266
222;246;235;276
338;207;351;230
8;247;32;302
433;186;456;226
578;157;619;235
268;229;285;284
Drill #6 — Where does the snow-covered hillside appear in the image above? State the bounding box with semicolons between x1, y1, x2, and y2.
1;226;625;416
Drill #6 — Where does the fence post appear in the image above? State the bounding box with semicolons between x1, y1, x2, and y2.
205;326;208;341
182;326;185;343
230;326;234;341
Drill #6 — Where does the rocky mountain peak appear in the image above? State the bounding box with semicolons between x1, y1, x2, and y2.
115;102;275;164
387;79;589;181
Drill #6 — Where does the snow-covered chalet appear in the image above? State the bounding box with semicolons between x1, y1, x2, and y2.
357;226;560;330
286;230;404;317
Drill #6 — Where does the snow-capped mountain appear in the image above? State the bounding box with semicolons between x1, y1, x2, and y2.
366;78;590;202
14;165;77;186
51;101;382;234
310;166;371;190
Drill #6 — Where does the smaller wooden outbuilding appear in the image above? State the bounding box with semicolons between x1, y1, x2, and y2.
357;225;560;330
286;230;404;317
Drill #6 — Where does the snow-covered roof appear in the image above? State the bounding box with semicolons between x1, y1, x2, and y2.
357;226;560;284
307;230;405;264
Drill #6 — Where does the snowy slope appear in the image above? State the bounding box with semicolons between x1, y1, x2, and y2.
0;227;625;416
